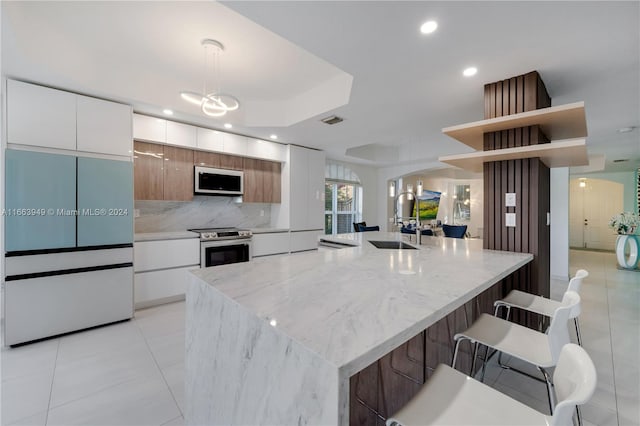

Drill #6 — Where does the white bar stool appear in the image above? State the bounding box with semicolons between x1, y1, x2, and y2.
385;343;596;426
451;291;580;416
494;269;588;345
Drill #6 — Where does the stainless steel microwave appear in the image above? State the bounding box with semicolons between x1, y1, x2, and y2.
194;166;243;195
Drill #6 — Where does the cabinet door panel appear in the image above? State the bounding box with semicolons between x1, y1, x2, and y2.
166;121;197;148
253;232;289;257
163;145;194;201
133;141;164;200
133;114;166;142
290;230;322;252
242;158;263;203
289;146;309;230
77;96;132;156
7;80;76;150
194;150;221;168
77;158;133;246
223;133;248;156
247;138;285;161
307;149;326;229
134;239;200;272
218;153;244;170
5;150;76;251
5;266;133;346
270;161;282;203
197;128;224;152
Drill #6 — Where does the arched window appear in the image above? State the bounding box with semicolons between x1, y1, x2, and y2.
324;163;363;234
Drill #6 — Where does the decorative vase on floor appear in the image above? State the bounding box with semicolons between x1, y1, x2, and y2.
615;234;639;270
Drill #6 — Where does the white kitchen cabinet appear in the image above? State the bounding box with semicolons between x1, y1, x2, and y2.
252;232;290;257
166;121;197;148
134;266;198;308
247;138;285;162
77;96;132;156
7;79;76;150
134;238;200;272
133;113;166;143
289;145;326;231
223;133;248;156
197;127;224;152
307;148;326;230
290;230;322;252
134;237;200;308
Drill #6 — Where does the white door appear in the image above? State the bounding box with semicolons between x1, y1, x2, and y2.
569;179;623;250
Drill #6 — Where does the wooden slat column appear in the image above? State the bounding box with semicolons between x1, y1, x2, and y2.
483;71;551;327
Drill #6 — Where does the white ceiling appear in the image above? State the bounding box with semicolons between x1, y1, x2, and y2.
2;1;639;173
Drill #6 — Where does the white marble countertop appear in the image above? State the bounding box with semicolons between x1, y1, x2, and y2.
134;231;200;242
249;227;290;234
190;231;532;376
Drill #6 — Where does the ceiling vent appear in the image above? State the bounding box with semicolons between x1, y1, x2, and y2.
613;159;629;163
321;115;344;125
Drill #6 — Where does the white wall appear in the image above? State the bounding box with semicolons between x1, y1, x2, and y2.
571;170;637;213
550;168;569;281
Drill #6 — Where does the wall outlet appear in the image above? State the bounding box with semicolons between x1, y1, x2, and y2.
505;193;516;207
260;209;265;217
134;209;140;218
505;213;516;227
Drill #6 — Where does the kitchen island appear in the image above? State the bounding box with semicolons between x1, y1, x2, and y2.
185;232;533;425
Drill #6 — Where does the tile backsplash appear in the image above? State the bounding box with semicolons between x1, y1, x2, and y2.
134;196;271;233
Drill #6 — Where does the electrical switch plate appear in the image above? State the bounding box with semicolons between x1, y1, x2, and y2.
505;193;516;207
505;213;516;227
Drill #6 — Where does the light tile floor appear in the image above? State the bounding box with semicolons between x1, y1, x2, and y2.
1;250;638;425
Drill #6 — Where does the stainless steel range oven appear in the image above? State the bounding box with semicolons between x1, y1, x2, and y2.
188;228;252;268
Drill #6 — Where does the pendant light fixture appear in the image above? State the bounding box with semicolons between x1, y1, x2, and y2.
180;39;240;118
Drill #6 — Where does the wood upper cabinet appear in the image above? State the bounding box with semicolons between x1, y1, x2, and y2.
243;158;281;203
134;141;194;201
135;142;280;203
194;150;243;171
133;141;164;200
163;145;194;201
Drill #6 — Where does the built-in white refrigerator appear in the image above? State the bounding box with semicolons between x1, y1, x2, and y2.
4;149;134;345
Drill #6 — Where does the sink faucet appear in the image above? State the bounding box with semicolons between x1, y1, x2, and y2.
394;191;421;244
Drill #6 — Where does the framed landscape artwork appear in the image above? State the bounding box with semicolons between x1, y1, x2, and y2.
412;190;441;221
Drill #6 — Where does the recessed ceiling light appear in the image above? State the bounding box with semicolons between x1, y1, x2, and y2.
224;123;233;129
162;109;173;116
269;134;278;140
463;67;478;77
420;21;438;34
617;126;635;133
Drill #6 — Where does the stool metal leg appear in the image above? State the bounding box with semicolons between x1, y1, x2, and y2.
538;366;555;415
574;318;583;346
471;341;480;376
576;405;583;426
451;338;463;369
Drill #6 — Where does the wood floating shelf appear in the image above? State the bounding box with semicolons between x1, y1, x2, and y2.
438;138;589;173
442;102;587;149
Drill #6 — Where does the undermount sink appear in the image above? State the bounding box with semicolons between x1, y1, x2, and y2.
369;240;417;250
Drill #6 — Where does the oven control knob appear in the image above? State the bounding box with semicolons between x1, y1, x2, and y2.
202;233;211;239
